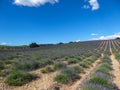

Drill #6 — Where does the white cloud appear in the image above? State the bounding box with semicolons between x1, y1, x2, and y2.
91;32;120;40
75;39;81;42
14;0;59;7
89;0;99;10
91;33;99;36
83;5;90;9
0;42;7;45
83;0;99;10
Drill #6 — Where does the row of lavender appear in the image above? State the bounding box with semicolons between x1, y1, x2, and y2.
79;54;116;90
114;51;120;64
53;49;101;85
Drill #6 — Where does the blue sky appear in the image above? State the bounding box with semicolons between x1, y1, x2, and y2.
0;0;120;45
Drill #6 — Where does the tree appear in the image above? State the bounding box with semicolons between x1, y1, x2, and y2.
116;37;120;40
58;42;64;45
29;43;39;48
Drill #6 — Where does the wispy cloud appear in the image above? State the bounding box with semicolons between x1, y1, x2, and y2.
83;5;90;9
13;0;58;7
75;39;81;42
91;32;120;40
0;42;7;45
91;33;99;36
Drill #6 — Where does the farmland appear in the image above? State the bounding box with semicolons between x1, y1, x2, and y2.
0;39;120;90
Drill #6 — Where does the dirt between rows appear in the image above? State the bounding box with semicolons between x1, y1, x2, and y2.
111;54;120;90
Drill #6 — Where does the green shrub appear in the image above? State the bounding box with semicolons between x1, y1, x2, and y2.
115;53;120;61
41;68;46;73
3;60;14;64
95;62;112;75
46;66;53;71
0;65;5;70
6;56;17;60
80;55;86;59
53;63;66;70
95;67;110;75
73;66;83;73
102;58;111;64
82;86;98;90
87;57;97;62
0;69;11;77
54;68;80;84
84;60;92;65
88;76;111;88
74;56;82;60
15;61;49;71
54;74;69;84
5;71;37;86
64;56;70;60
89;76;108;85
31;61;40;69
39;59;53;68
61;69;75;79
100;63;112;70
41;66;54;73
0;61;5;70
67;59;78;64
79;62;89;68
15;63;32;71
